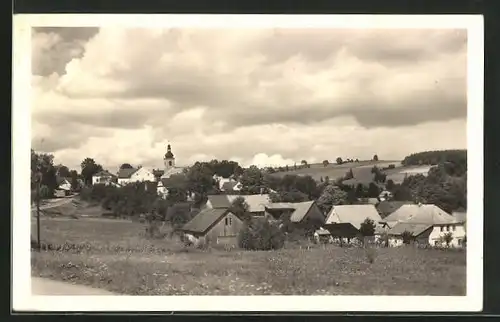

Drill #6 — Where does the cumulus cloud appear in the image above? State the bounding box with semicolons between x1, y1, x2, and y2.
30;27;467;171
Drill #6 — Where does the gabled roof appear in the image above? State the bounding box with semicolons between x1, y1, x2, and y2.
265;201;318;223
93;170;116;178
452;211;467;223
161;167;185;179
325;204;382;230
376;201;414;217
221;181;239;191
179;208;230;235
56;176;71;185
387;222;433;236
382;204;456;225
207;194;271;213
117;167;138;179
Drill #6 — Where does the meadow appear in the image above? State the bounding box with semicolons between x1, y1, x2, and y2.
269;160;407;182
31;217;466;296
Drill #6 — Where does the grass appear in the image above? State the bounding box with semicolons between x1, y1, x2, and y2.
270;160;406;182
31;217;466;296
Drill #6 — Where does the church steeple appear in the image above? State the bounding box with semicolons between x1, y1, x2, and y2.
164;143;175;170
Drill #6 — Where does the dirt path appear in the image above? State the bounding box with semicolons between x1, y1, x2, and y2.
32;277;118;295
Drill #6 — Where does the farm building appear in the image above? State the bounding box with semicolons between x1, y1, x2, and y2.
376;200;414;218
324;204;384;240
264;201;325;236
204;194;271;217
177;208;244;247
381;203;455;228
386;222;433;247
429;211;466;248
314;227;334;244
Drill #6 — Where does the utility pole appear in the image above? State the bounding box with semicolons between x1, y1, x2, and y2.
36;169;41;252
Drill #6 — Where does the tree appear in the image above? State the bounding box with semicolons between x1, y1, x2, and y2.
240;165;264;193
269;190;308;203
56;165;71;178
316;184;348;213
386;179;396;191
69;170;80;191
440;232;454;247
359;218;376;237
238;217;285;250
336;157;343;165
373;154;379;161
120;163;134;170
81;158;103;185
367;182;381;198
355;183;366;198
401;230;414;245
31;149;57;195
301;160;308;166
230;196;251;222
322;160;329;167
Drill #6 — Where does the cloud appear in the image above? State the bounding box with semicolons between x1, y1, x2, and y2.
31;27;467;171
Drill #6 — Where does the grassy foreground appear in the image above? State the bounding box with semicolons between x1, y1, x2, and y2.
31;217;466;296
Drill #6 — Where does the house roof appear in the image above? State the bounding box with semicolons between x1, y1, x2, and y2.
207;194;271;213
56;176;71;185
117;167;138;179
221;181;238;191
266;201;317;223
382;204;457;225
179;208;230;234
452;211;467;223
315;227;331;236
161;167;185;179
94;170;116;178
376;201;414;217
387;222;433;236
325;204;383;230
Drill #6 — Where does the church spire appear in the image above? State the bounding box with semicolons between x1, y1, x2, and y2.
164;143;174;159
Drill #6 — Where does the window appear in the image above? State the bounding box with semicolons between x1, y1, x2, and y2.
229;217;232;225
168;161;172;166
458;239;462;246
225;218;228;225
440;226;444;232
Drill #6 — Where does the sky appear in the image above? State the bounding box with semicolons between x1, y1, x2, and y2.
31;27;467;172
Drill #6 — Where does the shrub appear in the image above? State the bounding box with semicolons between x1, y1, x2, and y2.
238;218;285;251
401;230;414;245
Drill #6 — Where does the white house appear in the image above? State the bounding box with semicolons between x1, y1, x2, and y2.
428;220;466;248
92;170;117;186
117;167;156;185
57;177;72;191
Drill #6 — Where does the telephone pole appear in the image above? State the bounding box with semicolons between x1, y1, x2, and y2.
36;169;41;252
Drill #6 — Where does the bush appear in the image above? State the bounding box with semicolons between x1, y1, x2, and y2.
238;218;285;251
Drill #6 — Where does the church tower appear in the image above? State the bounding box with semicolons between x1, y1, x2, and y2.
164;144;175;171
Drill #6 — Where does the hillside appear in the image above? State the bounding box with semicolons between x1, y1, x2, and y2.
269;160;404;182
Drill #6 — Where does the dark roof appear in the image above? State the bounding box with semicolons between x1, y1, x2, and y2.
207;195;232;208
387;222;433;236
94;170;116;177
376;201;414;217
179;208;229;234
221;181;238;191
153;169;165;177
117;167;138;179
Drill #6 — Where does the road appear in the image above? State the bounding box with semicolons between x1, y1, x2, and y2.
31;277;117;295
31;195;76;212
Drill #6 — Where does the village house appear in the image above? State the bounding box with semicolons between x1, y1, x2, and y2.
177;208;244;247
92;170;119;186
382;203;459;247
324;204;384;243
428;211;467;248
264;201;325;236
386;222;434;247
116;166;156;185
204;194;271;217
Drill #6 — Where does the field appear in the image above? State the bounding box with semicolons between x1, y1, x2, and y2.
31;217;466;296
270;160;405;182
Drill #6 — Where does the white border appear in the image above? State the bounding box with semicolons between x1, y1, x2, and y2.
12;14;484;312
